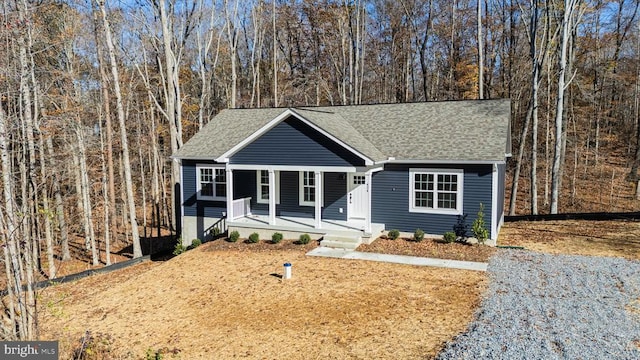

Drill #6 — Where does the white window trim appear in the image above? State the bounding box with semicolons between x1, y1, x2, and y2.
299;171;316;206
256;170;280;204
196;164;227;201
409;168;463;215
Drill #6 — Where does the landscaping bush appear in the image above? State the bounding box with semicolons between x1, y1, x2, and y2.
186;238;202;250
453;214;469;240
228;230;240;243
472;203;489;244
173;239;187;255
211;226;221;236
297;233;311;245
387;229;400;240
413;228;425;242
443;231;456;243
271;232;283;244
248;232;260;243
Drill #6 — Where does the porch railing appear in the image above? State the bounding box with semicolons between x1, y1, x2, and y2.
231;197;252;219
204;215;227;240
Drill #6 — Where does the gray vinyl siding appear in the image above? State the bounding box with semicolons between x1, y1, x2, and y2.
230;117;365;167
371;164;493;235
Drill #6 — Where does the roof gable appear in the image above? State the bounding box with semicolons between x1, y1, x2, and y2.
230;116;367;167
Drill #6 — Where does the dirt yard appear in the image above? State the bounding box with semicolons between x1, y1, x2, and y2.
36;219;640;359
38;240;486;359
499;219;640;260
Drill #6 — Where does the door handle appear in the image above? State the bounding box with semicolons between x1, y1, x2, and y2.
349;193;352;204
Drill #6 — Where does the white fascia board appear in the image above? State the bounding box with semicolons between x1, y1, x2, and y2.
491;164;499;240
179;159;185;237
228;164;357;173
172;155;222;162
216;108;374;165
377;159;506;165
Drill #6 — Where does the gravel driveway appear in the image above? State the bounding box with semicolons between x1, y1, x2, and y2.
437;250;640;359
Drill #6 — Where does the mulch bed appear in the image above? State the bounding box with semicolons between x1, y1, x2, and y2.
358;236;497;263
202;237;319;253
203;235;496;263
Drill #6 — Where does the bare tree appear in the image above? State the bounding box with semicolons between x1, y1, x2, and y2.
96;0;142;257
550;0;585;214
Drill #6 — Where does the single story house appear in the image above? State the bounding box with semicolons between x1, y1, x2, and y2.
173;100;511;247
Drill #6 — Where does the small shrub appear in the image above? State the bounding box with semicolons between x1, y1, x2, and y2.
442;231;456;243
146;348;164;360
271;232;283;244
297;233;311;245
190;239;202;249
471;203;489;244
413;228;425;242
212;226;221;236
228;230;240;243
453;214;469;240
173;239;187;255
248;232;260;243
73;331;115;360
387;229;400;240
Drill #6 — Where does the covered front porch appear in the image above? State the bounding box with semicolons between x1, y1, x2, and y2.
223;165;383;241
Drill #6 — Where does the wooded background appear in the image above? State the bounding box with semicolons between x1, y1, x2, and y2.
0;0;638;340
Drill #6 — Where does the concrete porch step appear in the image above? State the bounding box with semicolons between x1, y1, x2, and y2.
320;234;362;250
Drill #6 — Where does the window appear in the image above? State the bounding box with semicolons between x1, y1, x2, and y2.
197;165;226;201
299;171;316;206
409;169;463;214
256;170;280;204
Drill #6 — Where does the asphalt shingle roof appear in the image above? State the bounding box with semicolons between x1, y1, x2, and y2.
173;99;511;163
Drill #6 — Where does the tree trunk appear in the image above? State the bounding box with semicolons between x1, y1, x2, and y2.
97;0;142;257
508;100;532;215
93;6;118;250
46;137;70;260
477;0;483;99
550;0;575;214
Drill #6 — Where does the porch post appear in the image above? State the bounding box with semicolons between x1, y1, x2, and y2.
365;171;372;233
314;171;322;229
226;169;233;220
268;169;276;225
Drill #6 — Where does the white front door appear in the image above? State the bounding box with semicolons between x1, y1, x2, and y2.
348;173;368;220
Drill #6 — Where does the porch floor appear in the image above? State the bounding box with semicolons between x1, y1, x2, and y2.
228;214;384;238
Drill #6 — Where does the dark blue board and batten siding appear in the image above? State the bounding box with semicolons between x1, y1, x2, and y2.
230;117;365;167
371;164;494;236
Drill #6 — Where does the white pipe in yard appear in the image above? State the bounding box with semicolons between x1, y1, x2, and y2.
283;263;292;279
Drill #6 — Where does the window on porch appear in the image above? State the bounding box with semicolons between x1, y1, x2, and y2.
299;171;315;206
256;170;280;204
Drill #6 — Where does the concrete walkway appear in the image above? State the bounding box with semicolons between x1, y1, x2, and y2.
306;247;487;272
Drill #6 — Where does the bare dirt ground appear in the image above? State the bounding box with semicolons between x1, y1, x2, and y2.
38;239;486;359
36;220;640;359
499;219;640;260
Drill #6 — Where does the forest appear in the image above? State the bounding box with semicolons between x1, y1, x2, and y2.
0;0;638;340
